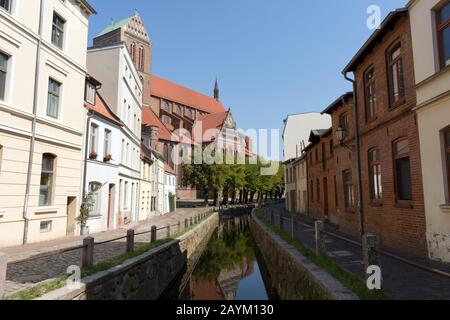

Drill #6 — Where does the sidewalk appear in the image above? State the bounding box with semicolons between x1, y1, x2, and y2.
264;203;450;300
2;208;211;297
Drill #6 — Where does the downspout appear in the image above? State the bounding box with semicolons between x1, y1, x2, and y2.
82;112;93;200
343;71;365;237
22;0;45;244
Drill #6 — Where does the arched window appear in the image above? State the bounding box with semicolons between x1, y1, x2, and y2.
387;41;405;106
369;148;382;200
139;46;145;70
88;182;102;216
343;170;354;208
130;42;136;63
39;153;56;206
393;138;412;201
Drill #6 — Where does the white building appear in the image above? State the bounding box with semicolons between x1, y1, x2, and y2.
83;76;122;233
282;112;331;161
87;42;143;226
0;0;96;246
164;164;176;214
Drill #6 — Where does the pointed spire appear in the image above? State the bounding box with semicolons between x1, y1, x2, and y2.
214;78;220;101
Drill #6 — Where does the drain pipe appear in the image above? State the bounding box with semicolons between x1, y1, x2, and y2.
22;0;45;244
342;71;365;237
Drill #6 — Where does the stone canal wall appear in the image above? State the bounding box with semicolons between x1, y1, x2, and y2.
37;213;219;300
250;210;358;300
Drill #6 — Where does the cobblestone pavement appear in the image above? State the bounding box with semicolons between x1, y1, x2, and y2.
262;203;450;300
2;208;212;297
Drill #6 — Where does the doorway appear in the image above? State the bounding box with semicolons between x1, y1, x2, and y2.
66;197;77;236
107;184;115;229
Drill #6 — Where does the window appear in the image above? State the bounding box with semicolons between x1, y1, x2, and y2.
444;127;450;201
339;113;349;130
0;52;8;101
51;13;65;49
364;68;376;120
343;170;355;208
124;181;129;210
47;79;61;119
394;139;412;201
316;179;320;202
436;1;450;68
40;221;52;233
139;46;145;70
369;148;382;200
89;182;102;216
39;154;55;207
130;43;136;63
89;123;98;155
0;0;11;12
104;129;111;157
85;82;96;104
387;42;405;105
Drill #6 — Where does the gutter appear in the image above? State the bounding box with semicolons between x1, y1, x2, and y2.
342;71;365;237
22;0;45;244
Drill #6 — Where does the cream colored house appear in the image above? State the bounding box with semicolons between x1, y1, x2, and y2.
0;0;95;246
408;0;450;262
294;155;308;215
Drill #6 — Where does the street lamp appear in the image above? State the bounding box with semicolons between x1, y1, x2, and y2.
335;126;347;144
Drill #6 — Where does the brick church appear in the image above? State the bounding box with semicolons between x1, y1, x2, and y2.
92;12;252;200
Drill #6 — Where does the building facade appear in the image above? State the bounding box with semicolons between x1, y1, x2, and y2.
0;0;95;246
83;77;122;233
164;164;177;214
139;143;153;221
87;42;143;226
408;0;450;262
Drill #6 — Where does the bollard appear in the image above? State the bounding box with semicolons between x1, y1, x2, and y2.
150;226;157;243
363;234;381;279
82;237;94;268
315;221;325;256
185;219;189;229
190;217;193;226
0;253;7;300
166;223;171;238
126;229;135;252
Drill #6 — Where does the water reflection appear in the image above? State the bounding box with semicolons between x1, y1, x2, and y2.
180;215;269;300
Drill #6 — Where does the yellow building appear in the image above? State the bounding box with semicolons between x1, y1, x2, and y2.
0;0;95;246
408;0;450;262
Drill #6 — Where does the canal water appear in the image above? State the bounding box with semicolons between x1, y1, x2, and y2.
165;213;275;300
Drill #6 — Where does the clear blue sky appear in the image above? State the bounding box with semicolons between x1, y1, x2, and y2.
87;0;407;160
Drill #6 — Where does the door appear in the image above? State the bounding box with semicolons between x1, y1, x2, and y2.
107;184;115;229
323;178;329;218
66;197;77;236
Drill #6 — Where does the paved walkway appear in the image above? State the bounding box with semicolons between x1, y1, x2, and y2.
262;204;450;300
2;208;211;297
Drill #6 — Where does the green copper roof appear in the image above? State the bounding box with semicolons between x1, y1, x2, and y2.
97;16;133;37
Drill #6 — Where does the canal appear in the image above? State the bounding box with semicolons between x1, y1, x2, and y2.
162;213;275;300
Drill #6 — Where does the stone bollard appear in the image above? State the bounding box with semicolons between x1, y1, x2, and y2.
82;237;94;268
166;223;171;238
362;234;381;279
150;226;157;243
185;219;188;229
0;253;7;300
126;229;135;252
190;217;193;226
315;221;325;256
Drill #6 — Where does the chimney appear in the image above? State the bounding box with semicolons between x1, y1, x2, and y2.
142;125;160;149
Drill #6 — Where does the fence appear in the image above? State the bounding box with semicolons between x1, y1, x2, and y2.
0;209;214;298
259;206;450;281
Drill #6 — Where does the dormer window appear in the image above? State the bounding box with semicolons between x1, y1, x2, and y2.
85;82;96;105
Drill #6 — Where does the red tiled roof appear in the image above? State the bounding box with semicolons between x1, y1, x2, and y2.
84;93;121;126
164;163;176;175
151;76;226;114
142;108;178;142
194;111;229;143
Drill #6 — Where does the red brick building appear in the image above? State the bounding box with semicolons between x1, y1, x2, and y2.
315;9;427;256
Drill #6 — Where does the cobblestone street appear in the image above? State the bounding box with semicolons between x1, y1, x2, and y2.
2;208;211;297
262;204;450;300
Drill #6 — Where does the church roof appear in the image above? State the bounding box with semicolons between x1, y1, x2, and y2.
142;108;178;142
97;13;151;42
151;76;226;114
194;111;230;143
97;16;133;37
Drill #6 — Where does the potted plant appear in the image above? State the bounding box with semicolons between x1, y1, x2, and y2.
89;151;98;160
103;153;113;163
77;189;96;235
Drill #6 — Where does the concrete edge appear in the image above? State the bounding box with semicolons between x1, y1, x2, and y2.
35;212;219;300
251;209;359;300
